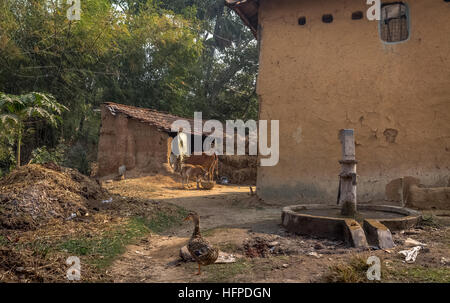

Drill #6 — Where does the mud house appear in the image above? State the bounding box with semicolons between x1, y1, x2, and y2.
227;0;450;203
97;102;257;184
97;102;199;177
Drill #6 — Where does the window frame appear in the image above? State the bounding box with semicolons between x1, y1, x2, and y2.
378;2;411;45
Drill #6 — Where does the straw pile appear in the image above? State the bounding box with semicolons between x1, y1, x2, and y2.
0;164;108;230
218;155;257;185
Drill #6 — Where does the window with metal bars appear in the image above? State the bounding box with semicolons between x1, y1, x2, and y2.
380;2;409;43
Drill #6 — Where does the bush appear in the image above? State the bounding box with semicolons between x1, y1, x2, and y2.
29;141;92;176
0;143;15;177
29;144;67;165
63;143;90;175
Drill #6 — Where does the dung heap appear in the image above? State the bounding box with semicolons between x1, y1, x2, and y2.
0;164;108;230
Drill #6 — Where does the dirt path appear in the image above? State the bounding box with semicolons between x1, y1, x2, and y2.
106;174;284;282
105;174;450;283
104;174;281;235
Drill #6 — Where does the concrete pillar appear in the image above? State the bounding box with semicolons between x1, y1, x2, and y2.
339;129;358;217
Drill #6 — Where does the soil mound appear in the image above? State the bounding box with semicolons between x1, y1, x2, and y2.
0;164;108;230
243;236;271;258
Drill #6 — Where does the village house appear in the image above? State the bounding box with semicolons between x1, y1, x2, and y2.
97;102;257;184
226;0;450;203
97;102;198;177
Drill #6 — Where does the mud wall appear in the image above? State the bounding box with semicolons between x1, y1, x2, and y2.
256;0;450;203
97;105;170;177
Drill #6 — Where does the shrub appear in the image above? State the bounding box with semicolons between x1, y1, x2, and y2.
29;144;67;165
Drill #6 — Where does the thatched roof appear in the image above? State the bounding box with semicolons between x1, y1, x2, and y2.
225;0;259;38
102;102;205;136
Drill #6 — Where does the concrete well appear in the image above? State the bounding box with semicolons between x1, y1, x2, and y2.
281;204;421;248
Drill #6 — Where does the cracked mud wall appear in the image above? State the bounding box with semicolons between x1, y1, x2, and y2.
98;105;170;177
256;0;450;203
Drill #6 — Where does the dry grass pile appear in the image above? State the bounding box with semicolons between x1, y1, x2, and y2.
0;215;116;282
0;196;187;282
0;164;109;230
0;246;68;282
218;155;257;185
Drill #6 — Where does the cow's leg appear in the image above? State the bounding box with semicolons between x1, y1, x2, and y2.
186;176;191;188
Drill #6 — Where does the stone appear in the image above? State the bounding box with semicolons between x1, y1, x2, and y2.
343;219;368;248
307;252;322;258
363;219;395;249
215;252;237;264
385;176;420;203
407;185;450;210
385;178;403;202
404;238;427;247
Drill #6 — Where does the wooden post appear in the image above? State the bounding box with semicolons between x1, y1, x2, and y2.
339;129;358;217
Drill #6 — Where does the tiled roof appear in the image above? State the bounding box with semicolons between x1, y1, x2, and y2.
103;102;206;136
226;0;259;38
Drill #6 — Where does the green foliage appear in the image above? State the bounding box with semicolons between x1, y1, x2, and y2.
64;143;90;175
419;215;442;228
0;0;259;173
386;265;450;283
0;92;67;166
0;143;15;177
136;205;188;233
58;218;150;268
0;235;7;246
58;207;187;268
30;144;67;165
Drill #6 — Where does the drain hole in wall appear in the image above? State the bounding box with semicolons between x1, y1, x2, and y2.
322;14;333;23
352;11;363;20
298;17;306;26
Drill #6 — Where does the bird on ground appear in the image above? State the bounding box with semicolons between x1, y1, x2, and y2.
184;212;219;275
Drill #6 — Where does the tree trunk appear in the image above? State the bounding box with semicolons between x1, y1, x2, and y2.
16;132;22;167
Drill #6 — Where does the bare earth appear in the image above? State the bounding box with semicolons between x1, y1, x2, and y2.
104;173;450;283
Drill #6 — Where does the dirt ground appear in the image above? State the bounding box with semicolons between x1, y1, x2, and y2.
1;166;448;283
104;173;450;283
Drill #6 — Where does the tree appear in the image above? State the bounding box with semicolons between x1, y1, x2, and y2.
158;0;259;121
0;92;67;167
0;0;258;174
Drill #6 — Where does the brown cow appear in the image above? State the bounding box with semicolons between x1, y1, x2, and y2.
180;164;208;189
177;153;218;181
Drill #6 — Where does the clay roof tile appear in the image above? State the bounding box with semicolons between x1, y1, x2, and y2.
102;102;207;136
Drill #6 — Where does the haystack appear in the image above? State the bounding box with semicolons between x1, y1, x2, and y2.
0;164;108;230
218;155;257;185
